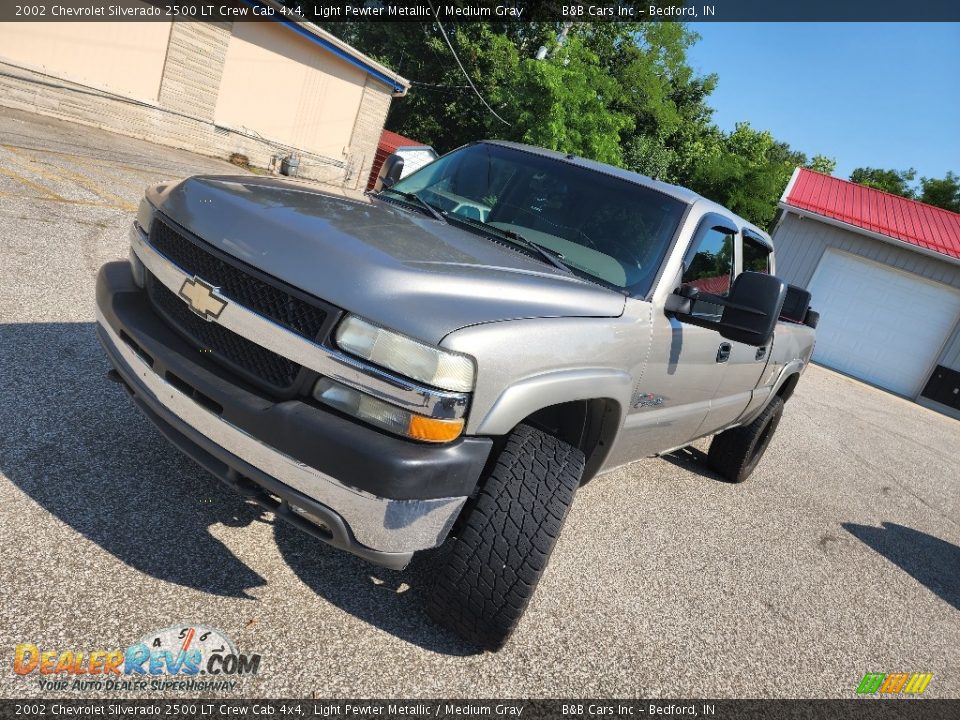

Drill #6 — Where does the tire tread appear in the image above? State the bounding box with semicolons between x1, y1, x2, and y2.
425;425;584;650
707;396;784;483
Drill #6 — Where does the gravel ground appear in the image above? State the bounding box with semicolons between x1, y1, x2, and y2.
1;107;958;700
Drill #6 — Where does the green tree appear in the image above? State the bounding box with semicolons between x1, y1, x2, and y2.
511;36;631;165
578;22;719;183
330;20;833;228
685;123;801;228
334;20;712;170
919;172;960;212
806;154;837;174
849;167;917;198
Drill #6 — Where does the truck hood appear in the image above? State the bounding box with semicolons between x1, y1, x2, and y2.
147;176;626;343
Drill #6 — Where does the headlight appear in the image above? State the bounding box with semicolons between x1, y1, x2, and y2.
136;197;154;235
313;377;464;443
335;315;475;392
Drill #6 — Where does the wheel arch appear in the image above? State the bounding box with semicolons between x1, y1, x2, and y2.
775;369;802;403
521;398;623;484
473;368;631;484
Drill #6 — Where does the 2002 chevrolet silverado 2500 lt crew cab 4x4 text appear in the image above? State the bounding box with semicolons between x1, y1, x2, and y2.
96;141;817;650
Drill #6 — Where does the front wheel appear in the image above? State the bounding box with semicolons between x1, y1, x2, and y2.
425;424;585;650
707;395;784;483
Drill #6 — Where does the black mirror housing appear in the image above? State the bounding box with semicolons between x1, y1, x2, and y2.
376;153;405;191
668;272;788;347
718;272;787;346
780;284;812;323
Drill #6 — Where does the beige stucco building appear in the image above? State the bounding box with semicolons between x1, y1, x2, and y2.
0;8;409;187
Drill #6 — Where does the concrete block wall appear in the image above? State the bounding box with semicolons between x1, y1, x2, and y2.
345;76;394;189
158;22;232;121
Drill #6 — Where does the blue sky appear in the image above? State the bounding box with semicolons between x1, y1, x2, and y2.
685;23;960;181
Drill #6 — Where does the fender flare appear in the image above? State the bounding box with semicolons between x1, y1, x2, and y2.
773;361;806;397
474;368;632;436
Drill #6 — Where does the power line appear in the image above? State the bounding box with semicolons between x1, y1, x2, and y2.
411;80;470;89
426;0;511;126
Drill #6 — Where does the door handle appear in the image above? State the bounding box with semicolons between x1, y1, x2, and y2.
756;346;767;361
716;343;731;363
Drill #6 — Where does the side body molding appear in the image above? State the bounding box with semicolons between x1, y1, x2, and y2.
474;368;633;436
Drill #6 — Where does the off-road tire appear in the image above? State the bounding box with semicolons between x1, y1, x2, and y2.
425;424;585;650
707;395;784;484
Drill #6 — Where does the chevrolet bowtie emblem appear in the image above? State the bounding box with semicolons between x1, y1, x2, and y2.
178;277;226;320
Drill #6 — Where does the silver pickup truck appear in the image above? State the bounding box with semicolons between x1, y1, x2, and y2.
96;141;816;650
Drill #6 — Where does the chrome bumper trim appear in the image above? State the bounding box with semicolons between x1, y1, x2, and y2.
130;224;469;420
97;309;466;554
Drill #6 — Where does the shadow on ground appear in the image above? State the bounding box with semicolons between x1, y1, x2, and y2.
659;445;726;482
1;321;478;653
273;521;478;656
842;521;960;611
0;322;267;598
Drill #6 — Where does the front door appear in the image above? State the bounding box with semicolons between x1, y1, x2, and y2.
610;223;737;461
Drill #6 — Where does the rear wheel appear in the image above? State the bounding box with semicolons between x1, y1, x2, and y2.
425;424;585;650
707;396;784;483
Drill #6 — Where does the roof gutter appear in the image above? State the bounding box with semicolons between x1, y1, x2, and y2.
777;202;960;268
242;0;410;95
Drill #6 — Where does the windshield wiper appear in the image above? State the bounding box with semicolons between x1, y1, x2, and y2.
377;188;446;223
443;215;573;274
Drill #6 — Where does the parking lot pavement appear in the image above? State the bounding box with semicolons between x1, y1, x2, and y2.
1;106;958;700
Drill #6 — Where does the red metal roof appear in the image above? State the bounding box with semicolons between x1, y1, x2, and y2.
686;276;731;295
379;129;427;154
366;129;431;191
782;168;960;262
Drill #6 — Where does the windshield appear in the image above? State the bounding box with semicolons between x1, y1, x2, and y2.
387;143;687;294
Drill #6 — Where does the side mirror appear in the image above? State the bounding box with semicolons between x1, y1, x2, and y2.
376;153;405;191
780;284;812;323
781;283;820;329
666;272;788;347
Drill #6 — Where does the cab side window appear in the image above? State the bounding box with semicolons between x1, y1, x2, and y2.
682;227;735;295
743;236;772;274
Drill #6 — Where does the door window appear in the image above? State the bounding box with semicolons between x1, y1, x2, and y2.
743;235;772;274
682;226;735;317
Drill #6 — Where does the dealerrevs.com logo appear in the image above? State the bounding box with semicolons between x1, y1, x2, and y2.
13;624;261;692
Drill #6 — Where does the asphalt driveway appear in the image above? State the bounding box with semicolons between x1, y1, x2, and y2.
1;106;957;699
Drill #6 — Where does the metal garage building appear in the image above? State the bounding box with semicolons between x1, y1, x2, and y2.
772;168;960;419
0;3;409;187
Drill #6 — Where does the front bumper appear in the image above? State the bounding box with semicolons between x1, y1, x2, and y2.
96;261;492;569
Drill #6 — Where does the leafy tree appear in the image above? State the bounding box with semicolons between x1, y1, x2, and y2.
806;154;837;174
511;36;631;165
330;20;833;228
684;124;800;228
919;172;960;213
332;22;532;150
335;20;712;170
577;22;720;183
849;167;917;198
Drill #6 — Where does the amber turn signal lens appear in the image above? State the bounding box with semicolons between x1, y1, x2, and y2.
407;415;464;443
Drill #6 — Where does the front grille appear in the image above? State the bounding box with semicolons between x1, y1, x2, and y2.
149;219;328;340
147;273;303;391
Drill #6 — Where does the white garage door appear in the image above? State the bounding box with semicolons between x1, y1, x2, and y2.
808;249;960;397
